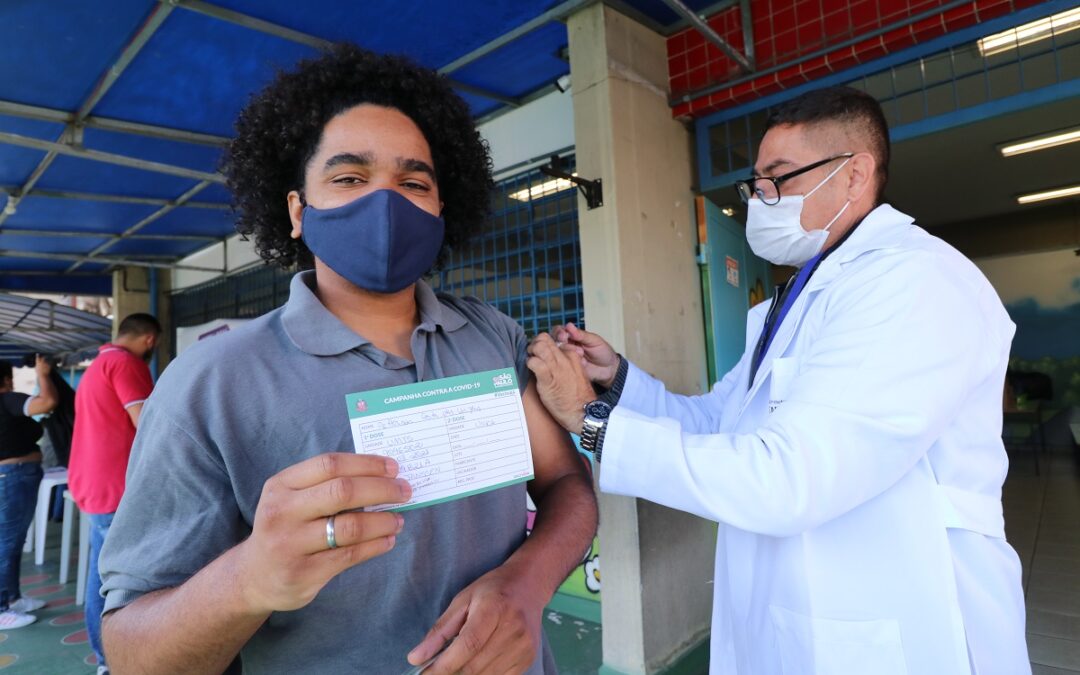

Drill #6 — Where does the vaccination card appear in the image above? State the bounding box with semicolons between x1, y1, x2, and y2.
345;368;534;511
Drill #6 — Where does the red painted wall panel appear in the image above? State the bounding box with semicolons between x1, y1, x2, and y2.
666;0;1049;119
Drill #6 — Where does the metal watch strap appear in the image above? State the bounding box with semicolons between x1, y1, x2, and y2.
593;417;607;462
580;416;603;453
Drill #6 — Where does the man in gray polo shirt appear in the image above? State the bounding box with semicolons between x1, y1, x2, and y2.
99;46;597;675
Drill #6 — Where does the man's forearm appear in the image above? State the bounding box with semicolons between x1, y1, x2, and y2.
103;543;268;675
36;371;57;405
511;473;598;601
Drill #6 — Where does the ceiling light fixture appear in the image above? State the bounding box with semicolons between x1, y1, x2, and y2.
509;175;577;202
1016;184;1080;205
978;7;1080;56
1000;126;1080;156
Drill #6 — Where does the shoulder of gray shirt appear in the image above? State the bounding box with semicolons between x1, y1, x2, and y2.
438;292;525;341
149;293;530;414
438;293;532;387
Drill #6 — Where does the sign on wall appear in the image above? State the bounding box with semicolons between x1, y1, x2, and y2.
175;319;252;355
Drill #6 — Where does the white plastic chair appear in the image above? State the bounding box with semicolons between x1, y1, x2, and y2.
24;468;69;565
60;489;90;604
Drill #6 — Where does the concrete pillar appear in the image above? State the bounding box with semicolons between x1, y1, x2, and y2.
567;5;715;673
111;267;173;373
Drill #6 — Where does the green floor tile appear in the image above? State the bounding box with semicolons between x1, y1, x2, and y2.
1;529;95;674
544;610;603;674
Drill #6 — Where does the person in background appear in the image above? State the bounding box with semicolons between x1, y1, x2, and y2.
0;355;58;629
21;353;77;470
68;313;160;674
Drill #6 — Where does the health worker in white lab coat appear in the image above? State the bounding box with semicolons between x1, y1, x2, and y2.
526;86;1029;675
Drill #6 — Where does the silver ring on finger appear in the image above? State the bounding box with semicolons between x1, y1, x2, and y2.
326;514;338;550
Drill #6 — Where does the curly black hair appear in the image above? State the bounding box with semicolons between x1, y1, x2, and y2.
222;44;494;270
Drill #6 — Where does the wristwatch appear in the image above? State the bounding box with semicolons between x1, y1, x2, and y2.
580;400;613;461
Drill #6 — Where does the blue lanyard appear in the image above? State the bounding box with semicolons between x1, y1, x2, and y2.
750;250;826;383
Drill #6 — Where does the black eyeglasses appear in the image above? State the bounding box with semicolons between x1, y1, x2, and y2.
734;153;854;205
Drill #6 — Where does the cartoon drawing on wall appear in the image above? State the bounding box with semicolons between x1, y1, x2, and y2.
526;451;600;598
977;250;1080;447
978;250;1080;396
583;545;600;593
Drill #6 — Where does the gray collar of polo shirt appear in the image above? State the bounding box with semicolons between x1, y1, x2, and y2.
281;271;469;358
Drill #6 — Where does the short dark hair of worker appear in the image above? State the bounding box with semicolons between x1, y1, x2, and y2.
117;313;162;338
766;86;890;203
223;43;494;271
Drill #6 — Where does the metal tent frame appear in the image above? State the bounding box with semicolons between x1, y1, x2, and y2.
0;0;737;295
0;294;112;365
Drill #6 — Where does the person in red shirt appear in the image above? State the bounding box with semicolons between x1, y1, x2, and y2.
69;313;160;675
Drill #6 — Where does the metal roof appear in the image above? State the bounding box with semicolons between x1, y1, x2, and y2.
0;293;112;365
0;0;721;296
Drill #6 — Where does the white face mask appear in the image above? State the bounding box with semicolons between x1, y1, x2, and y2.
746;158;851;267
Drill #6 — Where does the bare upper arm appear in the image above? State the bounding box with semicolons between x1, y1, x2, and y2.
126;402;144;428
521;378;592;502
24;395;56;417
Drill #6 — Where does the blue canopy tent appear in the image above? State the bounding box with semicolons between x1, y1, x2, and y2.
0;0;726;296
0;293;112;366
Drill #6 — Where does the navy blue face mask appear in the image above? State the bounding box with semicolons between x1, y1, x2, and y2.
301;189;445;294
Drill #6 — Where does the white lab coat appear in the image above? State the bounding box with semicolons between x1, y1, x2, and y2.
600;205;1029;675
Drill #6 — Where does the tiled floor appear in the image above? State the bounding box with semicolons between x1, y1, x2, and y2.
0;530;97;673
546;610;603;674
1005;444;1080;674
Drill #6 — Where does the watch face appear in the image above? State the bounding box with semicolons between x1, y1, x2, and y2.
585;400;612;419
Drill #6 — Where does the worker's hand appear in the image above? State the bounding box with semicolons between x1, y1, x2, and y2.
408;563;545;675
235;453;409;614
34;354;52;376
526;333;594;435
551;323;620;389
